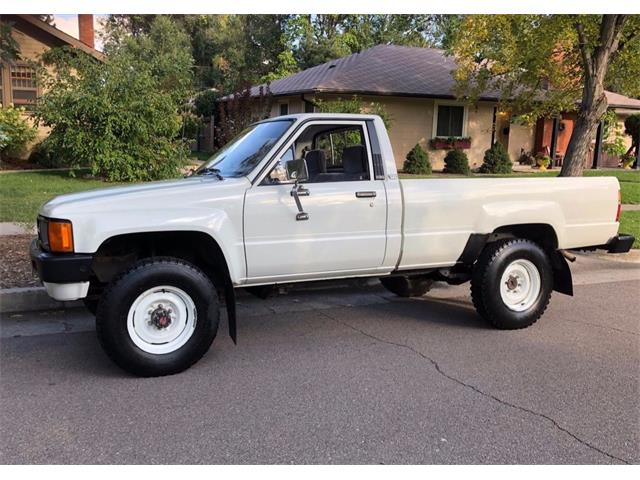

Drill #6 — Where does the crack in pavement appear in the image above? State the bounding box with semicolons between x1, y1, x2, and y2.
319;310;631;465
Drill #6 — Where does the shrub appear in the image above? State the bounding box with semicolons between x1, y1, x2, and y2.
28;139;62;168
403;143;431;175
624;114;640;153
479;142;513;174
34;17;193;182
0;106;37;158
443;149;470;175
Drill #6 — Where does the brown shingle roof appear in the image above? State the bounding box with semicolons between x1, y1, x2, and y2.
253;44;495;100
251;44;640;110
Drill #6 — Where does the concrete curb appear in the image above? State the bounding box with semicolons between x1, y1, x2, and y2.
0;287;81;314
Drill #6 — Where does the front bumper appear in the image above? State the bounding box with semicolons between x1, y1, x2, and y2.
30;239;94;301
604;234;635;254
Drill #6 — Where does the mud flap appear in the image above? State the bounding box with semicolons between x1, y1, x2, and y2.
224;281;237;344
551;251;573;296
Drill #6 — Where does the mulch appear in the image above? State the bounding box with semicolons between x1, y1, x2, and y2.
1;234;40;289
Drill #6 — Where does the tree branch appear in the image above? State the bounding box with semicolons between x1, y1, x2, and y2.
575;21;592;79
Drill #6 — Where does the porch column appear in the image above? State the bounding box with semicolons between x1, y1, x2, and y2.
490;107;497;146
592;120;604;169
549;116;560;169
635;141;639;170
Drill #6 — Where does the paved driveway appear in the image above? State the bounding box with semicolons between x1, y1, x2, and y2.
1;254;638;464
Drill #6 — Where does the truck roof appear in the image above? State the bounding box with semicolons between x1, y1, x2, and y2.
258;113;383;123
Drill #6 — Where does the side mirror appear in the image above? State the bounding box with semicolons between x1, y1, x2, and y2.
285;159;309;183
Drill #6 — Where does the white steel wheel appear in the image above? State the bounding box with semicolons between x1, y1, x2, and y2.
499;259;542;312
127;285;197;354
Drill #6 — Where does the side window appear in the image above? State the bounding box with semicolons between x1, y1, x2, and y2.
262;124;371;185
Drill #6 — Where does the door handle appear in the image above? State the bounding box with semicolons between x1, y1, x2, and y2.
355;191;377;198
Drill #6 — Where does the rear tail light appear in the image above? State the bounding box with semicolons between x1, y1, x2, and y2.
615;190;622;222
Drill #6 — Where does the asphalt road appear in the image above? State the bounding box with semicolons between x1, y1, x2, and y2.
1;254;639;464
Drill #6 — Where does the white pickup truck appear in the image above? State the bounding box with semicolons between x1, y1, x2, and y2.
31;113;633;376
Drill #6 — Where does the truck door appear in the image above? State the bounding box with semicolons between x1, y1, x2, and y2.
243;121;387;282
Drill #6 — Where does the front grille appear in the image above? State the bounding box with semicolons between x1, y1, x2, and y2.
37;216;49;251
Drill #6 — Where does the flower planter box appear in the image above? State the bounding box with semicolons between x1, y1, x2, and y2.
430;138;471;150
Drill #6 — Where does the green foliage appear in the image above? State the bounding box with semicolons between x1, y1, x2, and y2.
28;139;61;168
602;110;627;157
536;154;551;168
443;149;470;175
194;90;220;118
315;96;392;130
0;106;37;158
403;143;431;175
450;15;640;116
479;142;512;174
35;17;193;182
0;20;20;63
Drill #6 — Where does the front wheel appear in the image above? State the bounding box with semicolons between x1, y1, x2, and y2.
96;258;220;376
471;239;553;329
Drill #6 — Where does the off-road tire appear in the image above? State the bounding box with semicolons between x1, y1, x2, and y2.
380;276;434;297
470;238;552;329
96;257;219;377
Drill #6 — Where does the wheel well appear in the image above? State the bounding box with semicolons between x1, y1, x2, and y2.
91;231;231;291
490;223;558;251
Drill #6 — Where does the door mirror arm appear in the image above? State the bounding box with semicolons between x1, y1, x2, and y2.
290;181;309;221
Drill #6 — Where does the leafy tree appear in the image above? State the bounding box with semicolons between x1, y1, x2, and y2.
450;15;640;176
479;142;513;174
216;86;273;147
403;144;431;175
35;17;194;181
315;96;392;130
443;149;470;175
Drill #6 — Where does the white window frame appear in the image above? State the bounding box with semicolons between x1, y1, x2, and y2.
432;101;469;139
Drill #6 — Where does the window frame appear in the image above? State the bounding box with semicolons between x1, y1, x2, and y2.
257;120;375;186
279;102;289;116
8;63;39;108
432;101;468;139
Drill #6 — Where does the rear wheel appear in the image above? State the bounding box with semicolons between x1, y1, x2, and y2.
380;275;434;297
96;257;219;376
471;239;552;329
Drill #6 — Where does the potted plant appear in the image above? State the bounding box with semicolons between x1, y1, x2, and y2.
430;137;472;150
621;154;635;169
536;154;551;171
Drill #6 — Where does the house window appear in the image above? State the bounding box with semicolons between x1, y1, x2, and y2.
435;104;465;137
10;65;38;107
279;103;289;116
304;101;315;113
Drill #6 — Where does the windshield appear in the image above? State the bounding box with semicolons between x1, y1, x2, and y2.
196;120;293;178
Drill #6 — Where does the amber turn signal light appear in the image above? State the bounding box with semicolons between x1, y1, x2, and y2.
48;220;74;253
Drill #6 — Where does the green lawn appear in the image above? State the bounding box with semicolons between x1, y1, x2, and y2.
0;170;125;224
400;169;640;204
619;211;640;249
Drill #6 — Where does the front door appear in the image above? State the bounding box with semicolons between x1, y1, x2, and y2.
243;121;387;283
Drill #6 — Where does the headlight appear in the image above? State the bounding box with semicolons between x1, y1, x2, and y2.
40;217;74;253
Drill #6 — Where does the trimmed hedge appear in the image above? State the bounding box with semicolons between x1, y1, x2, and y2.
403;143;431;175
443;149;470;175
479;142;513;174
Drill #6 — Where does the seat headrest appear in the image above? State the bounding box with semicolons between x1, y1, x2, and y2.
304;150;327;174
342;145;366;174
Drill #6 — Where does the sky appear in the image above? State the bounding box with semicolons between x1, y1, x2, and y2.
53;14;108;51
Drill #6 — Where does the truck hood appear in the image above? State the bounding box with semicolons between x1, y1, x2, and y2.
40;175;250;219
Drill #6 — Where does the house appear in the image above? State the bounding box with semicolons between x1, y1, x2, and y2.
244;44;640;171
0;14;103;157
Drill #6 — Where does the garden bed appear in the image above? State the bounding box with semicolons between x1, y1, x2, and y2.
0;234;40;289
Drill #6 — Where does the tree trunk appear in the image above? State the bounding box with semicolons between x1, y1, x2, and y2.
560;15;627;177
